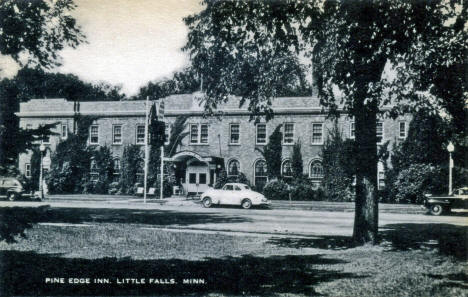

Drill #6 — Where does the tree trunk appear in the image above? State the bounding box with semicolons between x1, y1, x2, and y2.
352;104;379;245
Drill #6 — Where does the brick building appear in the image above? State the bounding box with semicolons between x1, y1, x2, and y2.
16;93;411;194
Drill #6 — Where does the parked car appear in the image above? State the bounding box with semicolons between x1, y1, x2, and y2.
423;187;468;215
0;177;26;201
200;183;270;209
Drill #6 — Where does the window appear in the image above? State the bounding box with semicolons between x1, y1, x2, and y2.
113;125;122;144
399;122;406;139
282;160;292;177
61;124;68;139
229;124;240;144
189;173;196;184
136;125;145;144
25;163;31;178
378;161;385;189
254;160;268;190
283;123;294;144
190;124;198;144
256;124;267;144
227;159;240;176
234;185;241;191
311;123;324;144
199;173;207;184
90;125;99;144
189;124;208;144
376;122;384;144
200;124;208;144
350;122;355;139
224;184;234;191
309;160;323;179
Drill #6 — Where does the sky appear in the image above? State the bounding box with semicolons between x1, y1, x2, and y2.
0;0;203;96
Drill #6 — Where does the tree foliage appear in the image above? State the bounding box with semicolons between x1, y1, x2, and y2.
183;0;465;244
255;124;282;179
119;145;143;194
291;140;303;179
0;0;84;69
321;123;356;202
0;67;125;169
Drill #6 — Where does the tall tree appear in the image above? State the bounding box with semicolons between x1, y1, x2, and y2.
183;0;465;244
0;0;84;70
255;125;283;179
291;140;303;179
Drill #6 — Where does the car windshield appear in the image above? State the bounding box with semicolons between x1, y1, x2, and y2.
243;185;251;190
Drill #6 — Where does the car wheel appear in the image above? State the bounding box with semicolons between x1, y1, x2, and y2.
202;197;212;208
430;204;444;216
7;192;17;201
241;199;252;209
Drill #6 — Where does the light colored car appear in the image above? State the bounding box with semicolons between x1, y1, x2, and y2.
200;183;270;209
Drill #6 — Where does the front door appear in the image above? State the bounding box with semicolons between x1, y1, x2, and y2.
185;165;210;194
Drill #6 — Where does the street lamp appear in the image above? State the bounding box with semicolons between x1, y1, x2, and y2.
39;143;46;200
447;142;455;195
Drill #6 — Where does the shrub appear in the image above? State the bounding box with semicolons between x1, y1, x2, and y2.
214;170;251;189
290;180;317;201
391;164;447;204
263;179;289;200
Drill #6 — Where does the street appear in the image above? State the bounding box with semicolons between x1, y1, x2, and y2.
1;196;466;238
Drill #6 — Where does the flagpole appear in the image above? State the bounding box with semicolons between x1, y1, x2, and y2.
143;96;150;203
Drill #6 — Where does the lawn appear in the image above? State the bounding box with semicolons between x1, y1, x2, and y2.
0;207;466;296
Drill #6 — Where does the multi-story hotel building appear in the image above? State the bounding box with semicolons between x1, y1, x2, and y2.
16;93;411;194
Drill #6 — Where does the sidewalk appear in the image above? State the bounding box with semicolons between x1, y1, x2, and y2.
44;194;425;214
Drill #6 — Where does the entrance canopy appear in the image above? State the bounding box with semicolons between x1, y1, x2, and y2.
164;150;223;165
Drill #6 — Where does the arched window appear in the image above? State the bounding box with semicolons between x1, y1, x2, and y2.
309;160;323;179
227;159;240;176
254;160;268;190
281;160;292;177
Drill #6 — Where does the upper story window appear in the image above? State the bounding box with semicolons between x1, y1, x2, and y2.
136;125;145;144
113;125;122;144
399;122;407;139
89;125;99;144
281;160;292;177
190;124;209;144
376;122;384;144
283;123;294;144
61;123;68;139
350;122;355;139
311;123;324;144
227;159;240;176
256;124;267;145
229;123;240;145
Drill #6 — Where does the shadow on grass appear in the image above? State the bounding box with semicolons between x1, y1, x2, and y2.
425;273;468;290
0;206;251;244
268;223;467;260
0;250;363;296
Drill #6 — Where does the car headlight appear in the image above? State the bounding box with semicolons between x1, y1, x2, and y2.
261;198;267;202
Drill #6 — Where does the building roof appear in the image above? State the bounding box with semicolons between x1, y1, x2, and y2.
16;93;324;118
